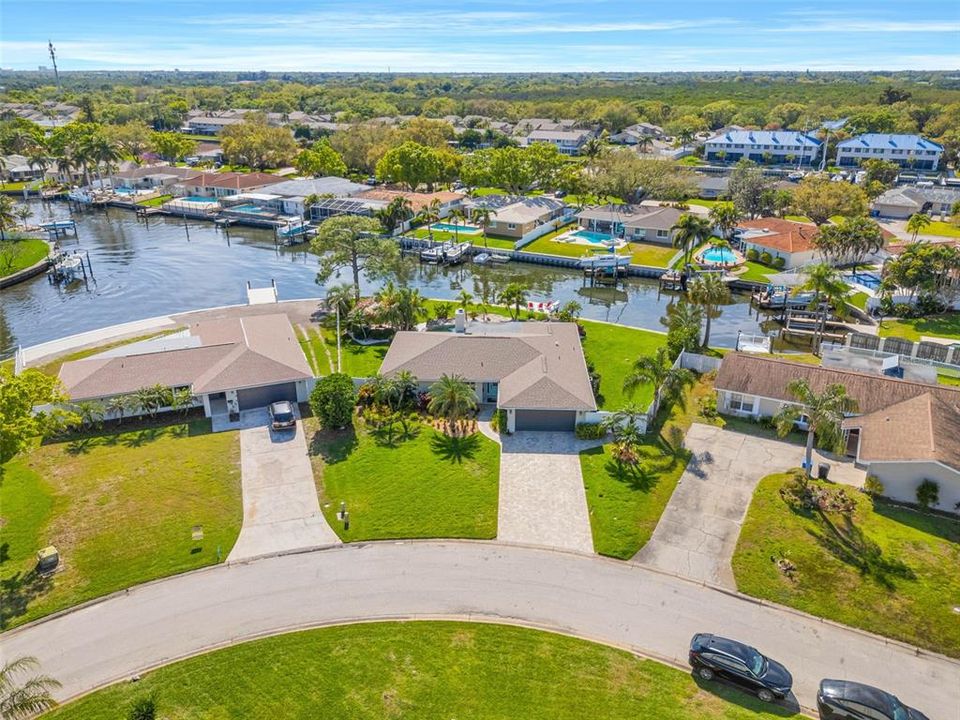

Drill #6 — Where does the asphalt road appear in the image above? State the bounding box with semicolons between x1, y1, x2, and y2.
2;542;957;718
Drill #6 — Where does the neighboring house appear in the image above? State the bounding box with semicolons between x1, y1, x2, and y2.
735;217;820;269
871;185;960;219
523;129;593;156
379;321;596;432
110;165;198;190
714;353;960;513
1;154;44;182
0;101;81;128
704;130;822;165
836;134;943;171
57;314;315;419
466;195;567;238
576;204;685;245
183;113;245;136
262;176;367;217
514;118;579;135
308;188;464;224
178;171;286;198
697;176;730;199
609;123;666;145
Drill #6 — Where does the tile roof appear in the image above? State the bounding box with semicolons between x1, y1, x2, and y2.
354;188;465;212
737;217;819;254
182;172;286;190
379;323;596;411
112;165;198;180
843;393;960;468
837;134;943;152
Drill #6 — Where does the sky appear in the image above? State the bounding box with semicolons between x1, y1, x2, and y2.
1;0;958;73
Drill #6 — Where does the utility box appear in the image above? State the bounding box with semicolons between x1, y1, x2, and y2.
36;546;60;573
818;463;830;480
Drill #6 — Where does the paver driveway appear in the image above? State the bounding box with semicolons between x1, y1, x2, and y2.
634;423;797;587
227;409;340;561
497;432;596;553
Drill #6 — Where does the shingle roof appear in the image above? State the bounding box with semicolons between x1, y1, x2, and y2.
379;323;596;411
837;134;943;152
58;314;312;400
354;188;464;212
714;353;960;415
575;204;682;231
265;176;367;199
842;393;960;468
490;197;564;224
737;218;819;254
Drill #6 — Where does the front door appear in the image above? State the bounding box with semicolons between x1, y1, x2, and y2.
482;382;498;404
845;429;860;457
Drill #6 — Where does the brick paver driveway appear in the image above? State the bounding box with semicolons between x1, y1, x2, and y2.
497;432;598;553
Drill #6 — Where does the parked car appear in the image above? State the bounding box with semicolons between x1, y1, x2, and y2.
688;633;793;703
817;679;930;720
268;400;296;430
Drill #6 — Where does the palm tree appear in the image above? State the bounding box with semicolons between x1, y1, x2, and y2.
457;289;474;315
106;395;131;425
583;136;606;160
0;656;61;719
795;263;848;352
774;379;858;477
635;135;654;155
387;370;419;411
471;205;493;248
622;346;693;411
707;202;741;241
14;204;31;229
325;282;356;319
687;272;731;348
906;212;931;241
74;400;106;431
448;208;466;242
428;373;478;433
660;300;704;357
671;213;713;267
0;196;15;241
498;282;529;320
171;388;196;417
417;199;442;241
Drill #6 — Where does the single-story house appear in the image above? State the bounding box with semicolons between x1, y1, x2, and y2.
522;129;593;156
307;188;464;226
609;123;666;145
871;186;960;219
260;176;367;217
379;321;596;432
576;204;685;245
110;165;198;191
58;313;314;419
0;101;81;128
2;154;45;182
696;176;730;199
178;171;287;198
734;217;820;269
714;353;960;512
466;196;567;239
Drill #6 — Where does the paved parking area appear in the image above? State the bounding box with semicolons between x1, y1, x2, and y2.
634;423;798;587
227;409;340;562
497;432;599;554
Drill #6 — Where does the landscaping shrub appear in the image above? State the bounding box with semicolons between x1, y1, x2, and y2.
771;256;786;269
697;393;718;419
575;422;606;440
491;408;509;434
309;373;357;429
916;293;946;316
759;251;773;265
863;475;885;497
433;301;454;322
916;479;940;509
128;697;156;720
746;248;759;261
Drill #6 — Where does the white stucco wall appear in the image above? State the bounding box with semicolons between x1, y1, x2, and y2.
867;460;960;514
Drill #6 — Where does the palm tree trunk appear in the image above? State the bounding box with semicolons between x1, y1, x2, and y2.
702;312;711;349
804;427;816;477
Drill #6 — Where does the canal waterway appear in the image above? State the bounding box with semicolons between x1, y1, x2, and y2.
0;201;782;358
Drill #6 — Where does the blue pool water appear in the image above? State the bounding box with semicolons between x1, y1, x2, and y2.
228;204;273;215
114;187;135;195
181;196;219;204
431;222;480;234
701;246;737;264
846;272;882;290
572;230;617;244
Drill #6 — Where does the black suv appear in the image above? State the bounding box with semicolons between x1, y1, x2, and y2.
818;679;930;720
688;633;793;703
268;401;297;430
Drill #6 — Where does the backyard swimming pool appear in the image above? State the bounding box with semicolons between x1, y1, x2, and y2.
181;196;219;204
431;222;480;234
845;271;882;291
700;246;738;264
572;230;616;244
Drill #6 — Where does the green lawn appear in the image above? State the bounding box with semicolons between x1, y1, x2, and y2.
411;227;516;251
737;261;778;283
0;237;48;277
878;313;960;342
580;320;668;410
0;180;33;192
847;291;869;311
922;221;960;238
34;328;183;377
0;420;241;628
306;417;500;541
628;241;679;267
686;198;722;208
136;194;173;208
733;472;960;658
45;621;789;720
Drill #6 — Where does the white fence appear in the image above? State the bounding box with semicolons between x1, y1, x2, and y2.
514;212;577;250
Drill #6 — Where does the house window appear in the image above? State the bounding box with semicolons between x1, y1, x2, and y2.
656;229;668;238
728;393;755;414
507;223;516;230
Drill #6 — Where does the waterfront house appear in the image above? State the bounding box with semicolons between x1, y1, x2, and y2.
380;321;596;432
704;130;822;165
178;171;286;199
734;217;819;269
714;353;960;513
465;195;568;239
262;176;368;217
1;154;45;182
836;134;943;171
57;314;315;419
576;204;685;245
110;165;199;191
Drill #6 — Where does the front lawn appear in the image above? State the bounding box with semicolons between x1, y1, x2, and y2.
0;420;242;628
923;221;960;238
685;198;721;208
878;313;960;342
306;417;500;541
0;237;48;277
580;320;667;410
733;472;960;657
45;621;788;720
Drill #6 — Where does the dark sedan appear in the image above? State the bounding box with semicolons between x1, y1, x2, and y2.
688;633;793;703
268;401;297;430
818;679;930;720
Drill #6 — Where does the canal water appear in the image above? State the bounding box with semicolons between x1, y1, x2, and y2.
0;201;780;358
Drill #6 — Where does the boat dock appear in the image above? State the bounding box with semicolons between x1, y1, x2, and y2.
39;219;78;239
246;279;278;305
420;240;472;265
780;307;848;343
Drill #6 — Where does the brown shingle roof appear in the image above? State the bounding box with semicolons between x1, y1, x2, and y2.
714;352;960;415
379;323;596;411
843;393;960;467
738;218;819;254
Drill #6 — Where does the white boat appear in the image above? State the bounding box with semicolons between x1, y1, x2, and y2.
473;252;492;265
489;253;511;263
579;253;631;270
421;241;471;264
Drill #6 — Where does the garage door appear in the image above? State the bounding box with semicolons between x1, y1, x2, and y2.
514;409;576;431
236;382;298;411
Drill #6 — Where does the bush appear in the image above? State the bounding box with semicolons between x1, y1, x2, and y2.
863;475;885;497
128;697;156;720
491;408;509;434
916;479;940;509
916;293;946;316
746;248;759;261
698;394;718;419
433;301;453;322
309;373;357;429
759;251;773;265
771;256;786;269
575;422;606;440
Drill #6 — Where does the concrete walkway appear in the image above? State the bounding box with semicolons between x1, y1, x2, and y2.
497;432;597;554
227;409;340;561
2;542;956;717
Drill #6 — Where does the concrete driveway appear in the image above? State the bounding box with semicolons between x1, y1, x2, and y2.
227;409;340;561
635;423;798;587
497;432;598;554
